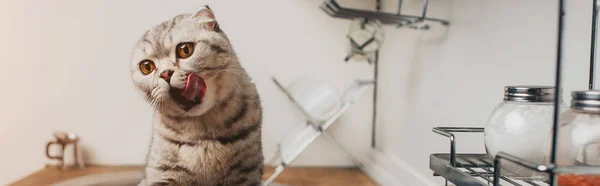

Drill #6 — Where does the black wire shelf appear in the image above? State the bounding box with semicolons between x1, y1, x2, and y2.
430;153;549;186
429;127;600;186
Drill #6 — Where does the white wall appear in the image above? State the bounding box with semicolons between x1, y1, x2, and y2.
2;0;596;185
0;0;378;184
375;0;596;184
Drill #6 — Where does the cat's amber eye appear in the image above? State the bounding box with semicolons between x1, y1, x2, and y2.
139;60;156;75
176;43;195;59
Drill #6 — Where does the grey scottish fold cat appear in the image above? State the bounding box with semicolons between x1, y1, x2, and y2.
130;5;264;186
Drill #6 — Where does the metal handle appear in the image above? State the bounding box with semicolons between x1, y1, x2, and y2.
46;141;63;160
433;127;484;166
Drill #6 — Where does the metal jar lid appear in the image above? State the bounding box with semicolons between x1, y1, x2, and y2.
503;85;556;102
571;90;600;112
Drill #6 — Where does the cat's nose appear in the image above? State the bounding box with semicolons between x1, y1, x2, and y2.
160;70;174;83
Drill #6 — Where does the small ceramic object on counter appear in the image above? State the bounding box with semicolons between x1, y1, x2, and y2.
555;90;600;185
484;85;567;179
46;132;85;171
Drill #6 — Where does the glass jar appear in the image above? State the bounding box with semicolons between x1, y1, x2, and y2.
484;86;566;179
556;90;600;185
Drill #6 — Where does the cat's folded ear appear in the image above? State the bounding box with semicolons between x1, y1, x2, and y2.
194;5;219;31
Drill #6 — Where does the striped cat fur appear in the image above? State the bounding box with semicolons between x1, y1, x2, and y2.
129;6;264;186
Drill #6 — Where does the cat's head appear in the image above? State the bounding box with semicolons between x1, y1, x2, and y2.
130;6;237;117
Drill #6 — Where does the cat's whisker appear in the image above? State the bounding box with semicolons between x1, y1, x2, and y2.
149;98;156;107
198;66;249;90
145;94;154;104
153;96;165;111
215;72;244;90
150;86;160;98
144;85;161;106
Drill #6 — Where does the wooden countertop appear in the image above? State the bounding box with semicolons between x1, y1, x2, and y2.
9;166;376;186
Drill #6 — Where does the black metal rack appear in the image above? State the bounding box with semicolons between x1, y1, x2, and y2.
430;127;550;186
429;1;600;185
320;0;450;148
320;0;449;29
321;0;600;185
430;127;600;186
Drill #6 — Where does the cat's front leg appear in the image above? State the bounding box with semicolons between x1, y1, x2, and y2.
219;165;264;186
137;176;176;186
137;167;185;186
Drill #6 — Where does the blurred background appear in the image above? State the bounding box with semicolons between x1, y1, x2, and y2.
0;0;597;185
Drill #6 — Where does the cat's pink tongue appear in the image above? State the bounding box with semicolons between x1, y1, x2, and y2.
182;74;207;101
